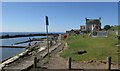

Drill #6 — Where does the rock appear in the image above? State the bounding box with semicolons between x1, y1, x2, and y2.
87;60;96;63
83;61;86;63
100;60;106;64
90;60;94;63
88;60;93;63
42;67;48;69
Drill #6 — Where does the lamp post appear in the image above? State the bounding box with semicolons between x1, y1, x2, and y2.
46;16;49;57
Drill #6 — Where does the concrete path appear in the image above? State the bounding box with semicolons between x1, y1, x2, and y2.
37;42;65;69
3;42;62;70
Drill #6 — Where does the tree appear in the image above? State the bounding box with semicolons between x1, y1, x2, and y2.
104;25;111;31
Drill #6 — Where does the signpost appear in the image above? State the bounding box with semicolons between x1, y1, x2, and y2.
46;16;50;57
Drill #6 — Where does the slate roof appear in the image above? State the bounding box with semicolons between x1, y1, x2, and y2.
86;19;101;24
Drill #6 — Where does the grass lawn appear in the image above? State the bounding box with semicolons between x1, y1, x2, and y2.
110;26;120;31
60;33;118;63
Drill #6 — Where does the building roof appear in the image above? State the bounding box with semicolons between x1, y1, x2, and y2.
86;19;101;24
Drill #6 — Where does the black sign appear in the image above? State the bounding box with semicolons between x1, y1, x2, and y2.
46;16;49;25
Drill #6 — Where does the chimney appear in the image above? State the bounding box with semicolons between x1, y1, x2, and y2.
85;17;88;21
99;17;101;20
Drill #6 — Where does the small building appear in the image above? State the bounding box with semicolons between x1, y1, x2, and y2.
80;25;86;31
85;17;101;32
80;25;86;34
66;29;80;35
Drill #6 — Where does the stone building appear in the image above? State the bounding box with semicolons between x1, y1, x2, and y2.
85;17;101;32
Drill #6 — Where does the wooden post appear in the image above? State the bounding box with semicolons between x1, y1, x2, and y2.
33;56;37;69
107;56;111;70
65;42;68;48
68;57;72;70
50;40;52;46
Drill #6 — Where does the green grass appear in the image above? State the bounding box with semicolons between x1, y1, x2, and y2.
110;26;120;31
60;34;118;63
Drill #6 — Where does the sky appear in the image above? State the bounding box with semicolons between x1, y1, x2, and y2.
1;2;119;32
1;0;119;2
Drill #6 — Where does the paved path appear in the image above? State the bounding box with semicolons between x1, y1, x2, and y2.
3;42;62;70
37;42;66;69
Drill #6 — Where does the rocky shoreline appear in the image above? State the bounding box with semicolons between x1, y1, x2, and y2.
0;41;47;69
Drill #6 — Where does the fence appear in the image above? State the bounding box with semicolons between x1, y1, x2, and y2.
92;31;108;37
67;57;112;70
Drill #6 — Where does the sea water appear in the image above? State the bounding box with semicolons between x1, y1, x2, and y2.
0;32;47;62
0;32;64;62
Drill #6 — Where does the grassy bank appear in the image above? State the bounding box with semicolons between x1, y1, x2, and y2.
60;33;118;62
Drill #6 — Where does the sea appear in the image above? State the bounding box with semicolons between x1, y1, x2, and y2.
0;32;64;62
